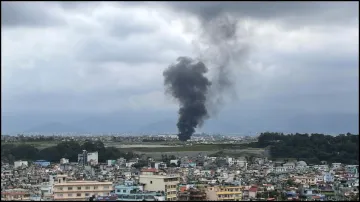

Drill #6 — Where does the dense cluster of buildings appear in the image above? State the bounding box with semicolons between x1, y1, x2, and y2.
1;150;359;201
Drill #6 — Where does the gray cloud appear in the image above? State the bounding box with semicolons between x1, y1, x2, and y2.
108;20;157;39
57;2;102;10
162;2;358;27
1;2;358;134
1;2;65;28
76;36;186;65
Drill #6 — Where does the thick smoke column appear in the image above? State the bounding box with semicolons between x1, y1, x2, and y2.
163;57;211;141
163;3;251;141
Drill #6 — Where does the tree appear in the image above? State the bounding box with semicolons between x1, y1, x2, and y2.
286;179;296;187
1;140;139;163
215;158;228;167
133;160;148;169
258;132;358;164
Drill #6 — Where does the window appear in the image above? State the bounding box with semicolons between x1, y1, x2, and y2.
123;190;126;193
150;181;153;184
68;187;73;190
58;187;63;191
85;193;90;197
94;186;98;190
104;186;109;189
57;194;63;197
77;193;81;197
68;193;72;197
85;186;90;190
117;189;120;193
77;187;81;190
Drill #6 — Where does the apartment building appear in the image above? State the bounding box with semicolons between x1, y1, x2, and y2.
138;168;180;201
114;181;165;201
53;175;113;201
178;187;207;201
293;175;317;185
206;185;243;201
1;189;30;201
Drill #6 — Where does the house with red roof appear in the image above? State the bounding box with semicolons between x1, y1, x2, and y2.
249;186;258;199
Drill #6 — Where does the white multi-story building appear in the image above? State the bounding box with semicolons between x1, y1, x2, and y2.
275;166;287;173
87;152;98;165
154;162;167;169
14;160;28;169
235;159;248;168
60;158;69;164
314;165;329;172
78;151;99;166
331;163;342;170
227;158;235;166
283;162;296;170
139;169;180;201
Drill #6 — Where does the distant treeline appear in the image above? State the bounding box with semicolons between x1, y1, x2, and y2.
1;140;137;163
256;132;359;165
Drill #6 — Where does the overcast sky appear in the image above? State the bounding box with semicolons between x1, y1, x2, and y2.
1;2;359;134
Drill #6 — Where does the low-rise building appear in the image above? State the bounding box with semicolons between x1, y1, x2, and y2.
1;189;30;201
206;185;243;201
178;187;207;201
14;160;28;169
60;158;69;164
53;175;113;201
34;160;51;167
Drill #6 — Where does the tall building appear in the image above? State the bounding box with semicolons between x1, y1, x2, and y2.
78;150;87;166
53;175;112;201
78;150;98;166
139;168;180;201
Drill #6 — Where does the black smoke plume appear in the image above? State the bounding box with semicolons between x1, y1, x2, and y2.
163;57;211;141
163;4;250;141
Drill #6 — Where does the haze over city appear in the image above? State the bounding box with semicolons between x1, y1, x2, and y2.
2;2;359;134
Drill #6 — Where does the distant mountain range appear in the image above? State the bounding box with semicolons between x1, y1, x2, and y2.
1;110;359;135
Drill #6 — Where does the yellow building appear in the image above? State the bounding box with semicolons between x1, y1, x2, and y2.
206;185;243;201
53;175;113;201
138;168;180;201
292;175;317;185
1;189;30;201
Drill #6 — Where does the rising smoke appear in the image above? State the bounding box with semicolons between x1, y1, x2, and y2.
163;5;250;141
163;57;211;141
